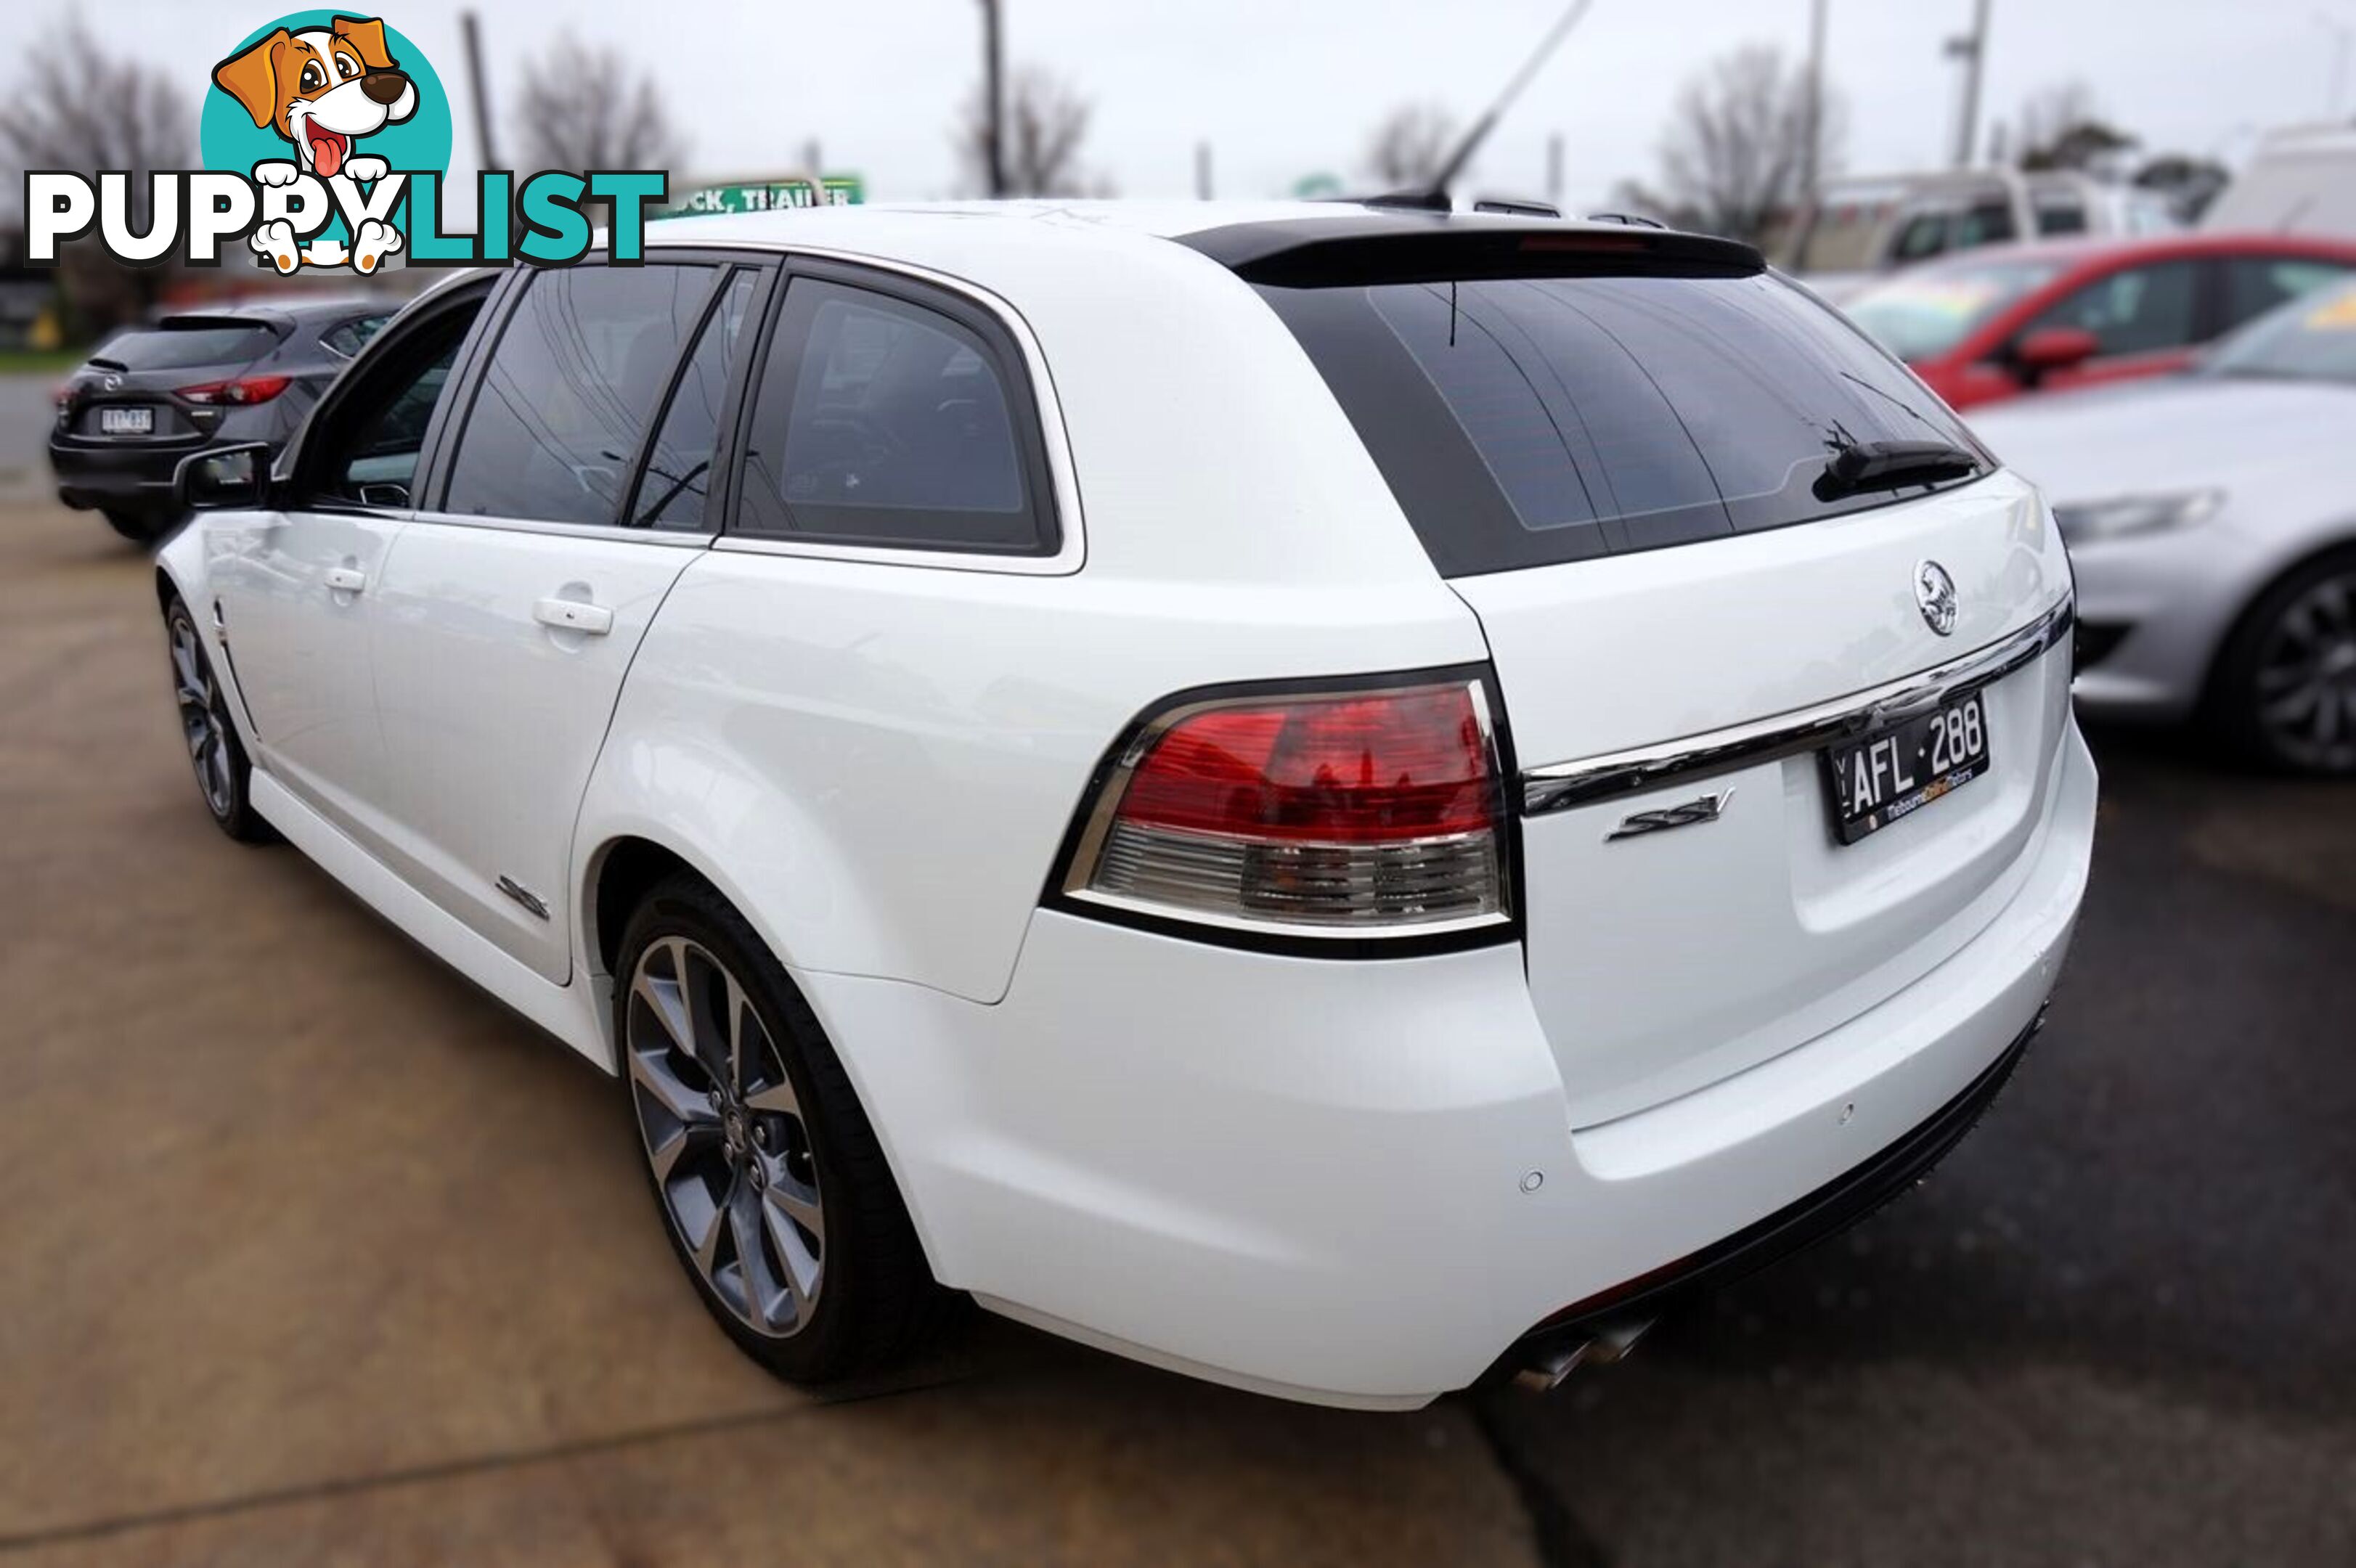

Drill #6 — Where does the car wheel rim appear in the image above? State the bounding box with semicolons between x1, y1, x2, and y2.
627;935;825;1339
2253;571;2356;772
169;614;237;820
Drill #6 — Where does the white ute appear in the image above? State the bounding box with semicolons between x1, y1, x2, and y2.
154;202;2095;1408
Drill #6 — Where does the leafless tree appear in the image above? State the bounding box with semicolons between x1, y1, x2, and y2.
1363;102;1459;189
513;36;685;172
1652;44;1843;245
958;65;1101;197
0;20;192;331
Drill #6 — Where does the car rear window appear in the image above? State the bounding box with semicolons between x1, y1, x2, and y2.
1260;271;1989;576
92;321;278;372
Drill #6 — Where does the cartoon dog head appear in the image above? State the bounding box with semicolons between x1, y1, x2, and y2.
213;16;417;179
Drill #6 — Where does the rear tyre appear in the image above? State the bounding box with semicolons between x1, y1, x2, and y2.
2206;548;2356;777
616;874;945;1384
163;597;270;841
104;509;164;546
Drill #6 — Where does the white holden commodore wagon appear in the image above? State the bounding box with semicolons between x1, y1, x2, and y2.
156;203;2095;1408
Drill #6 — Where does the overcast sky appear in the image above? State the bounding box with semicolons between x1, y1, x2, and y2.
9;0;2352;213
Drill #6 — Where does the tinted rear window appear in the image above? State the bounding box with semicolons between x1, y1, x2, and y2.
93;322;277;372
1261;272;1987;576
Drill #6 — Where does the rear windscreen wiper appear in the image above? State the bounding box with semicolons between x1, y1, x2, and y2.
1814;438;1983;501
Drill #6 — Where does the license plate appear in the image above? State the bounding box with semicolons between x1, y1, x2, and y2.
99;407;153;436
1822;691;1990;845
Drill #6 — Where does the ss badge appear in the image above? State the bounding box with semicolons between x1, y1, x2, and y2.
1606;788;1735;843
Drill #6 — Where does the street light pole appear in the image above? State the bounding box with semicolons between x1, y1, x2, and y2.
1946;0;1992;169
980;0;1006;197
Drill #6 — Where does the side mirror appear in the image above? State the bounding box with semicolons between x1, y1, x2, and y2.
175;442;273;511
2013;327;2100;382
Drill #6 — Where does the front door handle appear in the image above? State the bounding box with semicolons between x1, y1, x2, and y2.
324;565;367;594
534;597;614;636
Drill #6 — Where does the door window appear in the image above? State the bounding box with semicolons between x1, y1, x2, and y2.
1890;211;1952;263
2034;201;2087;236
319;313;391;359
624;269;759;531
2221;257;2352;333
444;263;718;526
1952;200;2018;249
2019;261;2199;356
735;277;1051;553
298;293;484;507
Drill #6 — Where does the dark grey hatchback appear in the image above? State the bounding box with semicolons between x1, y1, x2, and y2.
49;299;391;544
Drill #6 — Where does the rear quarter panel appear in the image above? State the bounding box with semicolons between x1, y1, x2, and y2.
571;563;1485;1008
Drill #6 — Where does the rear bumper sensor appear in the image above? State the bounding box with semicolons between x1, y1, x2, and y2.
1494;1008;2045;1389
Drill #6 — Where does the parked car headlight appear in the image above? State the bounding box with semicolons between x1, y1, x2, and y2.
2051;489;2222;547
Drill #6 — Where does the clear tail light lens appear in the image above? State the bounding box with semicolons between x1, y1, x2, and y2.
1059;674;1512;941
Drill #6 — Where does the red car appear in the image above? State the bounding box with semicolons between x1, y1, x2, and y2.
1838;233;2356;411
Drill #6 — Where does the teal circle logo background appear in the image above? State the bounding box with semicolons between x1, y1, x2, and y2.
199;12;452;245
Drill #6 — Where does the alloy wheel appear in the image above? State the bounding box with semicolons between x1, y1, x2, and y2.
627;935;826;1338
2251;570;2356;772
169;612;237;820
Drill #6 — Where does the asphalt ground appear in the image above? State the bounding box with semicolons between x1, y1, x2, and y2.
2;497;2350;1566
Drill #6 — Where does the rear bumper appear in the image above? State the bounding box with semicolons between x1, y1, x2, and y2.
797;724;2096;1408
1503;1005;2039;1372
47;433;201;514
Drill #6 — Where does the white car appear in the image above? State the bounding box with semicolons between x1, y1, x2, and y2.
155;202;2095;1409
1971;278;2356;773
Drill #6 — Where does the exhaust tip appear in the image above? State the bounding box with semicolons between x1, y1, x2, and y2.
1512;1340;1589;1393
1509;1318;1652;1393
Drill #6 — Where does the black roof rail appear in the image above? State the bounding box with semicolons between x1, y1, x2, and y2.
1584;211;1667;229
1178;214;1764;287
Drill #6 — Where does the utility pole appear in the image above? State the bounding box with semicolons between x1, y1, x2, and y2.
2318;12;2353;118
1195;142;1213;200
1945;0;1991;170
979;0;1006;197
1801;0;1827;205
460;10;499;170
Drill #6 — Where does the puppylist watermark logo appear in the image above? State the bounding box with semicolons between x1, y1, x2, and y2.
23;12;669;277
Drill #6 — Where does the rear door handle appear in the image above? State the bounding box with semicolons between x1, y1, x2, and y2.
534;597;614;636
324;565;367;593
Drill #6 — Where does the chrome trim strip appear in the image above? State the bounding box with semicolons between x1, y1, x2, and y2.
1521;596;2075;817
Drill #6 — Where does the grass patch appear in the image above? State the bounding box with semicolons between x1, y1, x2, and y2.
0;349;87;376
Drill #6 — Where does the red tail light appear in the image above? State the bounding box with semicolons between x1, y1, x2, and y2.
178;375;290;406
1059;674;1512;941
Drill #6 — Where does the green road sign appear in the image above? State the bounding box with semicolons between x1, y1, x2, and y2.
657;176;865;218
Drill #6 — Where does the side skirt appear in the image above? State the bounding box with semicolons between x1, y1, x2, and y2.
249;769;614;1070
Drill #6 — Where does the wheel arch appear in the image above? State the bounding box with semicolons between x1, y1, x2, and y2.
579;827;953;1281
2198;528;2356;716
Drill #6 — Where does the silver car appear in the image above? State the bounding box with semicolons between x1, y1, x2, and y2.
1971;279;2356;775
